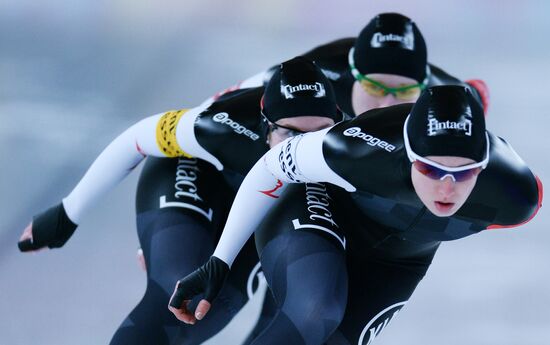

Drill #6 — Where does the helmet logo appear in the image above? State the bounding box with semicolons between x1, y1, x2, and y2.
281;82;326;99
370;32;414;50
427;118;472;136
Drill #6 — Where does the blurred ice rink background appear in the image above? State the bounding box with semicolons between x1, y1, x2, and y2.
1;1;549;344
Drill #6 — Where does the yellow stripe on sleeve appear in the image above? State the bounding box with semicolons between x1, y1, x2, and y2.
156;109;193;158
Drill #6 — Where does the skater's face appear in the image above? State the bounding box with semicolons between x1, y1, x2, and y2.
411;155;480;217
267;116;335;147
352;73;424;113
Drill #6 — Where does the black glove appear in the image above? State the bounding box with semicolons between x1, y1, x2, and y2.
169;256;230;308
18;202;78;252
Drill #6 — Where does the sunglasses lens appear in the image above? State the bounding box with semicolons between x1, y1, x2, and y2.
414;161;481;181
395;87;421;100
360;80;386;97
452;167;482;182
413;161;444;179
270;123;305;139
359;77;423;100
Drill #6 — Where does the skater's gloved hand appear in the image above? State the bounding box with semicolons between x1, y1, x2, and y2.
18;203;78;252
168;256;229;324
